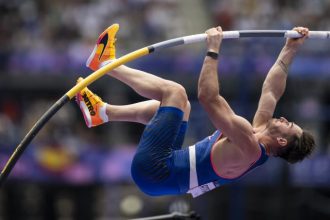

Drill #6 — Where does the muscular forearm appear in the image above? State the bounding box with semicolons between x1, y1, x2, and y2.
199;26;223;102
262;45;298;100
198;56;220;101
276;44;299;71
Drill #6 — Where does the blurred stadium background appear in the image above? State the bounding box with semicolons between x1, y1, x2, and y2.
1;0;330;219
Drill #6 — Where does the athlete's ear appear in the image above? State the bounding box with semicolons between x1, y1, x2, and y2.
276;137;287;147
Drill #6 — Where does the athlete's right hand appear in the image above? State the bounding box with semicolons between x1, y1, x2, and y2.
205;26;223;53
285;27;309;49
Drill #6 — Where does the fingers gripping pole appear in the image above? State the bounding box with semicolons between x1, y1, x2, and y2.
223;30;330;39
285;30;330;39
1;29;330;186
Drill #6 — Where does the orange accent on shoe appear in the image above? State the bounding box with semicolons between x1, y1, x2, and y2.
86;23;119;71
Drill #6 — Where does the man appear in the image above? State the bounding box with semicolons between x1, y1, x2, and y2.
76;24;315;197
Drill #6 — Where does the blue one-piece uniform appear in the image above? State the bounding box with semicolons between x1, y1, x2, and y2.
131;106;268;197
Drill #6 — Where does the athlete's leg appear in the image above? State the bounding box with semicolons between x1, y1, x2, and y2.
108;65;188;110
76;78;191;127
90;23;191;152
107;100;159;124
108;99;190;125
82;23;189;125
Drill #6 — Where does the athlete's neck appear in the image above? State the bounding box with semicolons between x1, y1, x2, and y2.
254;130;274;156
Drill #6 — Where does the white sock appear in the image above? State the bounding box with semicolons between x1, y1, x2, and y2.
100;60;115;68
99;103;109;123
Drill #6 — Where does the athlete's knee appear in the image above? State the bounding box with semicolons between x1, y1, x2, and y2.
183;100;191;120
185;100;191;113
162;81;188;106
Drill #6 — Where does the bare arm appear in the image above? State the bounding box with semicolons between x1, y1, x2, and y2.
198;27;257;153
253;27;309;128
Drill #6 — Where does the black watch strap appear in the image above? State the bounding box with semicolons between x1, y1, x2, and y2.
206;51;218;60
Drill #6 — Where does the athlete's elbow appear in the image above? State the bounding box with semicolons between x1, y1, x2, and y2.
198;92;220;108
198;90;216;104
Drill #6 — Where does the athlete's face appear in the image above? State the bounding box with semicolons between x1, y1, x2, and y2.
266;117;303;144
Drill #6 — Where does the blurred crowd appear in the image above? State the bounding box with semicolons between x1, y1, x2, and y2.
1;0;330;74
208;0;330;31
1;0;330;182
0;0;186;75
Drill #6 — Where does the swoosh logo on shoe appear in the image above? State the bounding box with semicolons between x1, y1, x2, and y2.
99;33;108;60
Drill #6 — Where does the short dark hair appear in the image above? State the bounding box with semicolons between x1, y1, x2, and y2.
277;130;316;164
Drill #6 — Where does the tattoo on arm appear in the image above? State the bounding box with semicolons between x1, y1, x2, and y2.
277;59;289;75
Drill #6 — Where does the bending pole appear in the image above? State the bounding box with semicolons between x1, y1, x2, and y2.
0;29;329;186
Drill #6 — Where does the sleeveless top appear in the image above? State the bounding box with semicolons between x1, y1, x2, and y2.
175;130;269;197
